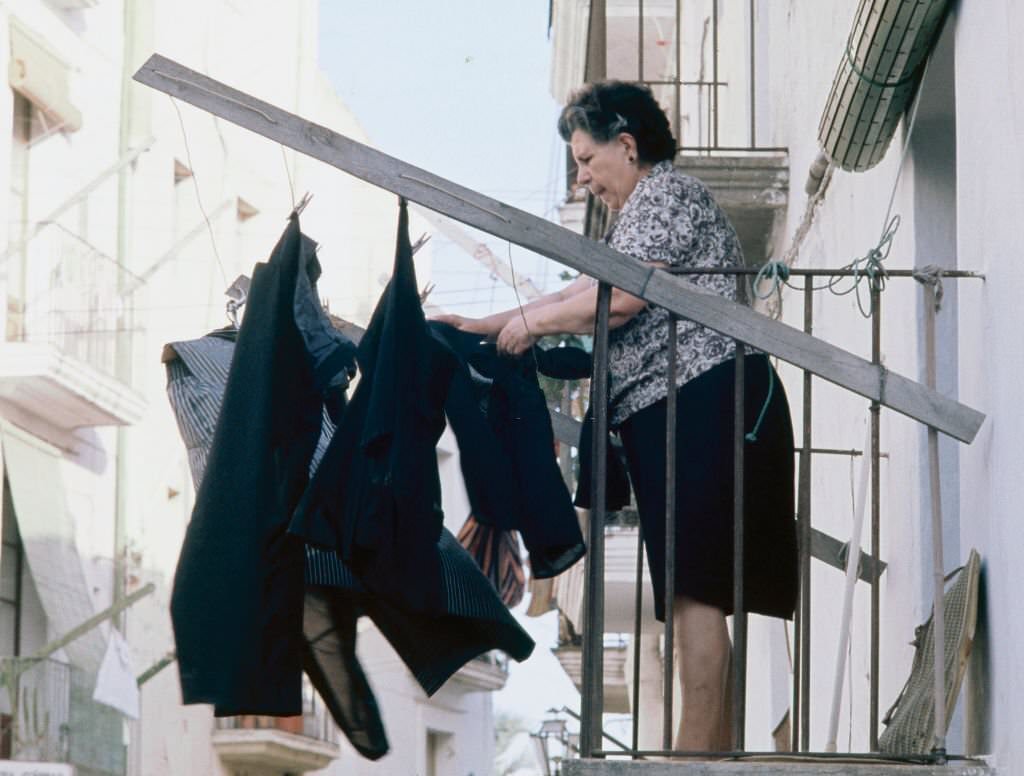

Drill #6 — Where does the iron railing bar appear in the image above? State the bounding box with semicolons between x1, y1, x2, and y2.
662;313;679;750
674;0;682;146
924;282;947;761
589;749;971;763
712;0;720;149
638;0;644;82
631;525;644;755
581;281;612;757
665;267;984;278
677;145;788;152
749;0;756;146
643;78;730;86
798;281;814;751
869;285;882;750
732;293;748;750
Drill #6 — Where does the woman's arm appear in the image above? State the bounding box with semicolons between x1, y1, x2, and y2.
431;274;596;337
495;283;649;355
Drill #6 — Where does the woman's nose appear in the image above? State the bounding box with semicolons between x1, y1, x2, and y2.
576;167;590;185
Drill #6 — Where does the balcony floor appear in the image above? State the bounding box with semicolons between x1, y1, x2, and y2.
564;756;993;776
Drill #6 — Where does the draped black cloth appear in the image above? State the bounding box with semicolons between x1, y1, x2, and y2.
169;215;359;724
428;323;586;578
291;201;456;613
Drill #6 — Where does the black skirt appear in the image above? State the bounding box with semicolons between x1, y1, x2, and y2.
617;355;798;621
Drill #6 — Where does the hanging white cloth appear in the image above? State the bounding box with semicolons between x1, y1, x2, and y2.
92;628;140;719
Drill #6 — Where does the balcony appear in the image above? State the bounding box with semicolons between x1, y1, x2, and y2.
0;657;71;763
448;651;510;693
2;222;145;445
212;677;339;774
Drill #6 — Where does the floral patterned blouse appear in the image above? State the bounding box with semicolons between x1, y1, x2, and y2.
604;160;743;426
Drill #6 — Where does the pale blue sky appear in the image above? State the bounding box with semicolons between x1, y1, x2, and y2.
318;0;570;315
317;1;582;728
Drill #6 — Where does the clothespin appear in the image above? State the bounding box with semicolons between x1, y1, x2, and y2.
419;282;436;304
411;232;431;255
292;191;313;218
224;274;251;328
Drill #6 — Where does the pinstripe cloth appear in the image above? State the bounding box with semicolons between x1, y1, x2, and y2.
166;318;532;697
166;333;351;586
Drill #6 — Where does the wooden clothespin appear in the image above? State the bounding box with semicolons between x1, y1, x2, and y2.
292;191;313;218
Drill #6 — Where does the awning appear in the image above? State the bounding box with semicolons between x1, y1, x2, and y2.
1;423;103;672
817;0;951;172
8;19;83;133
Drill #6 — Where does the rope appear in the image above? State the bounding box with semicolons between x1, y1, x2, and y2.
758;162;835;319
827;214;898;318
912;264;945;313
751;261;791;301
744;356;775;443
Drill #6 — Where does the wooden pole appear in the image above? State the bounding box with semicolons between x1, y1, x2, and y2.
131;55;985;445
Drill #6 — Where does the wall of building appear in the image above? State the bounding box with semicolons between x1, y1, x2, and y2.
1;2;499;775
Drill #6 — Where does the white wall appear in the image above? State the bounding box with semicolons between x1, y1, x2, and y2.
757;0;1019;760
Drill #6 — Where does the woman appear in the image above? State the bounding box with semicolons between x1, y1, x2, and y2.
435;81;797;751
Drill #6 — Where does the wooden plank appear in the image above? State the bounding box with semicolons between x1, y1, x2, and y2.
133;54;985;444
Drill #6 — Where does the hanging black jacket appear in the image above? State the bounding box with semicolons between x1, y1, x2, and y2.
291;200;456;613
428;324;586;578
170;215;352;720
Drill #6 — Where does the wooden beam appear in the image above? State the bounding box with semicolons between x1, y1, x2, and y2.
133;55;984;444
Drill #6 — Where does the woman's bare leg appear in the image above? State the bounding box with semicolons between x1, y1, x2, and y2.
672;595;732;752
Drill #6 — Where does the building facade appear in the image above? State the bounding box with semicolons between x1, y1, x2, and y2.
0;2;504;775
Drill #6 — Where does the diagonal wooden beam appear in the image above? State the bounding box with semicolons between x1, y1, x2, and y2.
134;54;984;443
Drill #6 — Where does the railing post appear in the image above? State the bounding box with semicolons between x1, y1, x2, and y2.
797;281;814;751
869;284;882;751
581;281;612;757
924;282;947;762
631;525;644;756
663;313;679;751
732;301;747;750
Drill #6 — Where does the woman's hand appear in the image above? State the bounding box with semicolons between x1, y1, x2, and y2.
496;314;539;356
430;313;496;336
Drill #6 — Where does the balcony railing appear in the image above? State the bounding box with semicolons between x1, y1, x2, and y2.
0;656;71;763
214;677;336;744
571;264;983;766
15;220;131;380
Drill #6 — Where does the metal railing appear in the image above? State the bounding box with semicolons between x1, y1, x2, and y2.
215;677;336;744
576;264;982;762
15;220;131;379
601;0;782;154
0;656;72;762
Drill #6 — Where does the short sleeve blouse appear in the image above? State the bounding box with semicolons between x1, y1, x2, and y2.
605;160;744;426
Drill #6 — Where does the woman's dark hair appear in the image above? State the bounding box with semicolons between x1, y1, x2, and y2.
557;81;676;164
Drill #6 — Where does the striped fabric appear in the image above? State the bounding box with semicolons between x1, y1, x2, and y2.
456;515;525;608
166;333;354;587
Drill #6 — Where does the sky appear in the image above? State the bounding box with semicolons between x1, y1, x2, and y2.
317;0;582;730
317;0;571;316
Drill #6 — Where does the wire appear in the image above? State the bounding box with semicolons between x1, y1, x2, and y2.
281;145;296;211
507;241;540;371
169;96;228;288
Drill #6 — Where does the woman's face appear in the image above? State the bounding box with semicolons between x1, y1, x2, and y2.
570;129;646;211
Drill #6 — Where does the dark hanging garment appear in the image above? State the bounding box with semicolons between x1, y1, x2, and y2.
165;332;389;760
292;200;455;613
290;201;534;684
428;323;586;578
165;216;391;759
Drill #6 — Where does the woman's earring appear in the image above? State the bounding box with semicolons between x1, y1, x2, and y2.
627;155;636;165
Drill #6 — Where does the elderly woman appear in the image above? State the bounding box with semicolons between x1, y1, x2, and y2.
437;81;797;751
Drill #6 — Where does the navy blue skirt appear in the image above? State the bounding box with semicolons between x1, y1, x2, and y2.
617;355;798;621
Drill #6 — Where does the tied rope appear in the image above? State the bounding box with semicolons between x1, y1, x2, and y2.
912;264;945;313
829;214;898;318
